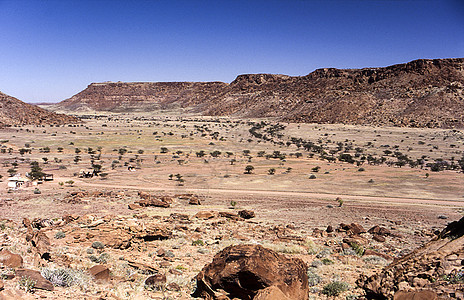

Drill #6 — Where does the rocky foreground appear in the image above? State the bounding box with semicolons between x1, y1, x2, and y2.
0;190;462;299
52;58;464;128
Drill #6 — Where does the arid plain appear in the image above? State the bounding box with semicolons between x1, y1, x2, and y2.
1;109;463;299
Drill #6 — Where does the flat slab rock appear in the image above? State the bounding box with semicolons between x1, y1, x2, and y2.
192;244;308;300
15;269;54;291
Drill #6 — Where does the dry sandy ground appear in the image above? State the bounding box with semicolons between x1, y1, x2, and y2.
0;113;463;299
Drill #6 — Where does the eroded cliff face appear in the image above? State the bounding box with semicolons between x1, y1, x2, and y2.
55;81;228;112
0;92;79;126
54;58;464;128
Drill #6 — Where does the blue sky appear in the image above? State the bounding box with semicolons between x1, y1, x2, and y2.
0;0;463;103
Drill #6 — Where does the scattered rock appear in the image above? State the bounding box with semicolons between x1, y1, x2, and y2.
394;290;439;300
145;274;166;288
326;225;334;233
0;250;23;268
368;225;391;236
89;265;110;281
372;234;386;243
194;211;218;220
0;289;27;300
192;244;309;300
128;203;141;210
30;231;51;260
339;223;366;235
254;285;292;300
238;209;256;219
358;216;464;299
188;197;201;205
219;211;242;220
15;269;54;291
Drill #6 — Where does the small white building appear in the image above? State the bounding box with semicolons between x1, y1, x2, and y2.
7;174;31;190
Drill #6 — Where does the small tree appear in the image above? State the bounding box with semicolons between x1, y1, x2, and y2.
160;147;168;154
244;165;254;174
7;168;16;177
268;168;276;175
29;161;45;180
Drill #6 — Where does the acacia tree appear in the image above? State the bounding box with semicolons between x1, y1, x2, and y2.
244;165;254;174
29;161;45;180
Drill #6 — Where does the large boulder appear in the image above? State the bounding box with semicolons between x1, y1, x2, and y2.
358;216;464;299
192;244;308;300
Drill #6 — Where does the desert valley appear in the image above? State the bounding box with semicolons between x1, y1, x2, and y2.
0;58;463;300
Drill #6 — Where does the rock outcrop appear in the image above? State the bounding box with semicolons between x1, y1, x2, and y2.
0;91;79;126
192;244;309;300
53;58;464;128
358;216;464;299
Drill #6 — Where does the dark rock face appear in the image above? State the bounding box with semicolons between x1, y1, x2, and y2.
192;244;309;300
54;58;464;128
0;91;79;126
358;216;464;299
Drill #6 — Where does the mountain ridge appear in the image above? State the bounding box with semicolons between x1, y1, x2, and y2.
52;58;464;128
0;91;79;126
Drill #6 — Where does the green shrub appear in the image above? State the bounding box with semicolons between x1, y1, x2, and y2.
322;281;349;296
88;253;109;264
55;231;66;239
192;239;204;246
307;268;322;287
350;242;364;256
41;268;88;287
91;241;105;249
321;258;334;265
18;276;36;293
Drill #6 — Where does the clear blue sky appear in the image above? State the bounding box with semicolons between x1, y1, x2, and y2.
0;0;463;103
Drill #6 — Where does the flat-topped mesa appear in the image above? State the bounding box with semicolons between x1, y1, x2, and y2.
53;57;464;128
0;91;79;127
56;81;228;112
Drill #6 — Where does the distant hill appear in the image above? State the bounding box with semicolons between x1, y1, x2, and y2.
52;58;464;128
0;91;79;126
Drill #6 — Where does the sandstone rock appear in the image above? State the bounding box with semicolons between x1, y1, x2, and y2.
192;244;308;300
0;289;27;300
373;234;386;242
363;249;392;260
339;223;366;235
128;203;141;210
0;250;23;268
136;198;170;208
15;269;54;291
238;210;255;219
369;225;391;236
253;285;292;300
167;282;181;291
89;265;110;281
188;197;201;205
195;211;218;220
30;231;51;260
145;274;166;288
219;212;242;220
358;216;464;299
394;290;438;300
